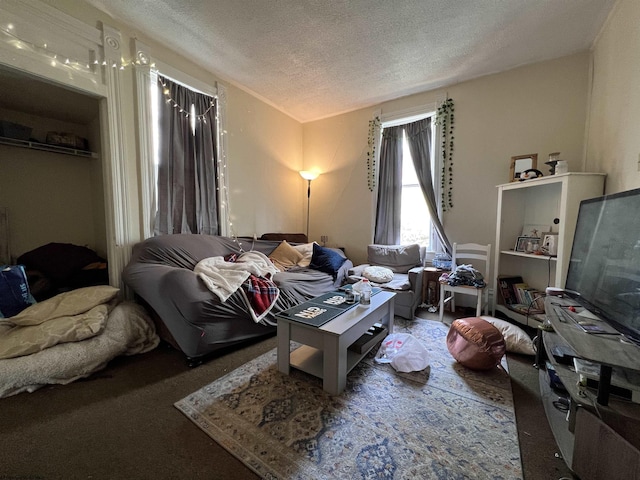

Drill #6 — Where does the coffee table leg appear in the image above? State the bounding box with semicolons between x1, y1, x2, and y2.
323;335;346;395
277;320;291;374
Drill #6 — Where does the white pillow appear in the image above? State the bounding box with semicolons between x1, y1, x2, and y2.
363;265;394;284
480;316;536;356
293;242;316;267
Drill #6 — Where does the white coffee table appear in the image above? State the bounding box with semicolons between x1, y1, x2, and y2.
276;291;395;395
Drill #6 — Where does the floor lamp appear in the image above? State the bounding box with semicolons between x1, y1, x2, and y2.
299;170;319;240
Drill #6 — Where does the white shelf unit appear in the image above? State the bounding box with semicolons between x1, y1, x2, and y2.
493;172;606;326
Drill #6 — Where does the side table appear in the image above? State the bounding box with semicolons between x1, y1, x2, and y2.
421;267;448;311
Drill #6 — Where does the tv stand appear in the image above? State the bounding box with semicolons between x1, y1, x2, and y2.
538;296;640;478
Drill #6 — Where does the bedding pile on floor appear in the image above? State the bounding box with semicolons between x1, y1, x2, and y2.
0;285;159;398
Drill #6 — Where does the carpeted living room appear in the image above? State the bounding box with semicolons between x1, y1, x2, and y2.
1;306;574;480
2;1;640;479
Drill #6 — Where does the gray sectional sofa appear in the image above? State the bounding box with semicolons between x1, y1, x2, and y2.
123;234;352;364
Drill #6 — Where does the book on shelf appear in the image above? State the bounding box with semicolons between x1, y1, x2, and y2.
497;275;545;313
498;275;523;305
513;282;530;304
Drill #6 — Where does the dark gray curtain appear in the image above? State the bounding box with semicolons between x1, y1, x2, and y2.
405;118;452;253
154;75;219;235
374;118;452;253
374;126;403;244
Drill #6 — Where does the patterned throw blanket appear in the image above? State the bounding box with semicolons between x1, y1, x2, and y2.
195;251;280;324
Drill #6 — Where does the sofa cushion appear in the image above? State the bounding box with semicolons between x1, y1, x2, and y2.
363;265;394;283
380;273;412;291
367;244;422;273
268;240;303;271
309;244;346;278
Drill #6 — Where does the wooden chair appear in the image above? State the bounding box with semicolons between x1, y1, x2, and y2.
438;243;491;322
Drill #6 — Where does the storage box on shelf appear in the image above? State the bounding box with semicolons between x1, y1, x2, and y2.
492;172;605;327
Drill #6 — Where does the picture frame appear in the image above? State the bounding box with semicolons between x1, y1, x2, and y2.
515;236;538;252
510;154;538;182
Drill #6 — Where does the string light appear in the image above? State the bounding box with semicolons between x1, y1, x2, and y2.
0;23;155;74
158;77;216;123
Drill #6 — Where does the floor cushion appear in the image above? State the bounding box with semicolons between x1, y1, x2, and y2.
446;317;506;370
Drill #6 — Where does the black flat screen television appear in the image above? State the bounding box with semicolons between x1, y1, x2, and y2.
564;187;640;345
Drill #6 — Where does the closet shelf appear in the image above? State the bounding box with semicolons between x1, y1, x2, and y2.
0;136;98;158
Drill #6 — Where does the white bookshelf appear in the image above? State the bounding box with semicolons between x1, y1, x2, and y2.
492;172;606;326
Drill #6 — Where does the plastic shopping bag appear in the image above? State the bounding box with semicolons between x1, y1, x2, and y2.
374;333;430;372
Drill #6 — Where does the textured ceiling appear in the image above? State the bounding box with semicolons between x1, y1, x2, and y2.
85;0;615;123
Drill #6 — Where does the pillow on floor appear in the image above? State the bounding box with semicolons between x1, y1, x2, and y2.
480;316;536;355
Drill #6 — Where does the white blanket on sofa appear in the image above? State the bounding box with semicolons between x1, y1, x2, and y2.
194;250;279;301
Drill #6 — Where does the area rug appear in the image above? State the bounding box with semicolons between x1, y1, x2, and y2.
175;318;523;479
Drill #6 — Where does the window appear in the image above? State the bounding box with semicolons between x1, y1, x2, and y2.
377;108;438;250
133;44;228;239
150;73;221;235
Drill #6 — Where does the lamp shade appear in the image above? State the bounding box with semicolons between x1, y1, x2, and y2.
299;170;319;181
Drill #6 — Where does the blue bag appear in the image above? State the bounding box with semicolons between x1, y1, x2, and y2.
0;264;34;317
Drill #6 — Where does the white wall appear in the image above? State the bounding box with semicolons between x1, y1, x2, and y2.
303;53;591;265
585;0;640;194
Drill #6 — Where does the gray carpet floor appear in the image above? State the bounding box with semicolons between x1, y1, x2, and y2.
0;308;575;480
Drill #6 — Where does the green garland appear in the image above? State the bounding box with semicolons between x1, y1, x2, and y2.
436;98;455;210
367;116;381;191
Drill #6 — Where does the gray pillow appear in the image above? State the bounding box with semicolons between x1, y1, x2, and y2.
367;244;422;273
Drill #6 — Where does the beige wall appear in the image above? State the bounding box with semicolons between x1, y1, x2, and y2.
225;87;303;238
32;1;640;270
585;0;640;194
304;53;591;265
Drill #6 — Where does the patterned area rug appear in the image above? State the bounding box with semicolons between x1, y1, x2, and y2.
175;318;523;479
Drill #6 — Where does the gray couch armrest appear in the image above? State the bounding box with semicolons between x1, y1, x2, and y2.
407;266;424;293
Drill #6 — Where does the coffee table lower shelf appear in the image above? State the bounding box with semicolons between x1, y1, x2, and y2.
291;325;388;378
